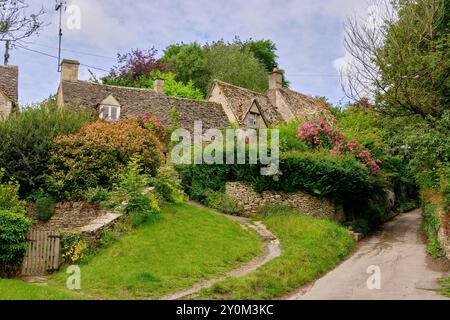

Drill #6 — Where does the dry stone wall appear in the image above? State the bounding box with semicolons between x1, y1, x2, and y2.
225;182;345;222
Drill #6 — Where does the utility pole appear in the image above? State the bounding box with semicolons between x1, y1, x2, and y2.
3;40;10;66
55;0;66;72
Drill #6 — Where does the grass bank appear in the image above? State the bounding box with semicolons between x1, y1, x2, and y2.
193;212;354;300
48;203;263;299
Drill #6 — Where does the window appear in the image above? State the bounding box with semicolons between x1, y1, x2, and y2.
248;112;258;128
99;105;120;121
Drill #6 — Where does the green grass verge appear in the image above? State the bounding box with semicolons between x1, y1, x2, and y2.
422;203;445;258
193;213;354;300
0;279;83;300
438;277;450;298
49;203;263;300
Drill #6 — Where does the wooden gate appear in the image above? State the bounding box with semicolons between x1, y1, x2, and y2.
21;229;61;276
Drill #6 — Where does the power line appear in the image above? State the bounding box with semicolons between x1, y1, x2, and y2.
23;41;117;60
15;44;110;72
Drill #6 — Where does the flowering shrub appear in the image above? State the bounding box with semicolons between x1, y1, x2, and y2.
48;121;164;199
298;118;382;175
131;113;167;141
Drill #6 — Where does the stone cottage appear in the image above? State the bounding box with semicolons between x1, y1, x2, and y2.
0;65;19;119
207;68;334;129
56;60;333;130
56;60;229;132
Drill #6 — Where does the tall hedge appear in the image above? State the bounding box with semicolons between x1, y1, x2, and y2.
0;211;31;278
0;102;93;196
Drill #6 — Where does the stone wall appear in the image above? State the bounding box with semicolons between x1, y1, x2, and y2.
225;182;345;222
28;201;108;232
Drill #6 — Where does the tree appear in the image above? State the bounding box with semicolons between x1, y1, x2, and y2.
162;43;210;94
0;0;45;65
204;41;269;93
107;47;172;81
342;0;449;121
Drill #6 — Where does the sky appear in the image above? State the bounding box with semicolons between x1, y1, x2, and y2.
6;0;376;106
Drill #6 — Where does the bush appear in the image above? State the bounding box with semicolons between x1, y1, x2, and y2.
422;202;445;258
205;190;243;216
85;187;111;205
0;210;31;278
0;168;25;214
48;121;164;199
116;158;161;227
0;102;93;196
149;164;185;203
60;233;89;264
34;195;55;222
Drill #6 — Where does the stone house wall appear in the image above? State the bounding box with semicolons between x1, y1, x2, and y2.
225;181;345;222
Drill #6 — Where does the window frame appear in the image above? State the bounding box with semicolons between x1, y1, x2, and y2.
99;104;121;121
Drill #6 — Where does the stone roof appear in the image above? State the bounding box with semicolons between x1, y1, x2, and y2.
275;88;334;122
59;80;230;131
210;79;334;125
0;65;18;102
210;80;282;125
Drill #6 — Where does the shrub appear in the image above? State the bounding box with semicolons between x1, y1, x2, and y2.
298;118;382;175
205;190;243;216
0;102;93;196
116;158;161;227
0;210;31;278
48;121;164;199
60;233;88;264
85;187;111;205
149;164;186;204
422;202;445;258
35;195;55;222
0;168;25;214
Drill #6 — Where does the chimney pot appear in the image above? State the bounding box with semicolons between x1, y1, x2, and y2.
268;68;283;90
154;78;165;95
60;59;80;82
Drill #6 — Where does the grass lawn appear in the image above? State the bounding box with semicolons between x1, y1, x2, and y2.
0;279;83;300
193;212;354;300
48;203;263;300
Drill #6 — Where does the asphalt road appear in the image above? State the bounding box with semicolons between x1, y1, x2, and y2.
291;209;450;300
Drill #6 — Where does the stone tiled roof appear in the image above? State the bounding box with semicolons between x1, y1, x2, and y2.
59;80;230;131
210;79;334;126
0;65;18;102
276;88;334;123
211;80;281;125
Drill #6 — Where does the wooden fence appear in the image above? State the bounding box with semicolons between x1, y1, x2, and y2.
21;229;61;276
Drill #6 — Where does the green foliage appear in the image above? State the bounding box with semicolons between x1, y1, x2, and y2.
85;187;111;205
161;38;285;94
422;202;445;258
149;164;185;204
60;233;88;264
48;121;163;200
257;203;295;217
103;71;204;100
0;102;93;196
439;277;450;298
162;43;210;94
0;210;31;278
116;157;161;227
34;195;55;222
277;121;309;153
205;190;243;216
204;42;268;93
0;169;25;214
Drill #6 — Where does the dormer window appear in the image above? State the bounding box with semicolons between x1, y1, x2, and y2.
100;105;120;121
99;95;121;122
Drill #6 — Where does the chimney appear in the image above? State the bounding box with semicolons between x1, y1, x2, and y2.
154;78;165;94
60;59;80;82
268;68;283;90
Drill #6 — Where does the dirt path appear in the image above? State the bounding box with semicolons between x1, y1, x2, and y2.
288;209;450;300
161;213;281;300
